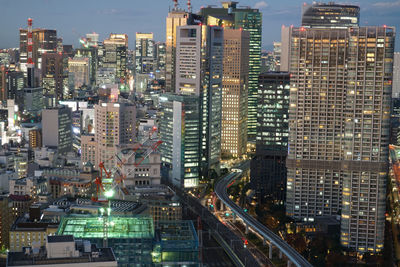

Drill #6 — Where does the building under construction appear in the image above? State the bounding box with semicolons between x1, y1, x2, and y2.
56;214;199;266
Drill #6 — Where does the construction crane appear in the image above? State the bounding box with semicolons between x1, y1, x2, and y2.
91;126;161;202
91;126;161;248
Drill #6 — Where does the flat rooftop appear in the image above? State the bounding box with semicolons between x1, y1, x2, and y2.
7;247;116;266
57;215;154;239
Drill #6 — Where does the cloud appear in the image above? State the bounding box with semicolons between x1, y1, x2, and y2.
254;1;268;9
372;0;400;7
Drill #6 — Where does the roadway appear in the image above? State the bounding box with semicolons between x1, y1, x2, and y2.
214;162;313;267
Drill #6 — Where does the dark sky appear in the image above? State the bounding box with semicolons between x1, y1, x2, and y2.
0;0;399;51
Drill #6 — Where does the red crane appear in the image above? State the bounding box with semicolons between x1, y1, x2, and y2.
91;127;162;202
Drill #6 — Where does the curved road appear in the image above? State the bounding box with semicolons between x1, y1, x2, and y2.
215;165;313;267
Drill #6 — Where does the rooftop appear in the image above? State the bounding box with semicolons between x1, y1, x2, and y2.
57;215;154;239
7;245;116;266
47;235;74;243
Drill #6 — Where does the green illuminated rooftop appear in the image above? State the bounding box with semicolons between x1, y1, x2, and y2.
57;215;154;239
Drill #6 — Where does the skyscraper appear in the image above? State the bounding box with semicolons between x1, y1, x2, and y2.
175;24;223;178
302;2;360;29
251;72;289;202
68;57;90;91
154;42;166;80
393;52;400;98
94;101;136;170
135;33;155;74
285;3;395;252
75;47;98;86
165;8;193;92
103;34;128;82
42;105;73;154
41;52;65;102
221;29;249;158
19;28;57;73
159;94;200;188
200;1;262;139
340;26;395;253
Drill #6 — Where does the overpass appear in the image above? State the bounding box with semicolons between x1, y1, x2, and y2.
214;164;313;267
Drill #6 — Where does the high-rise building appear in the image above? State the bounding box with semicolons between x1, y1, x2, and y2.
302;2;360;29
393;52;400;98
285;21;395;253
23;87;43;116
250;72;289;202
68;57;90;90
165;8;197;92
340;26;395;253
273;42;281;71
135;33;154;74
155;42;166;80
5;70;24;101
75;47;98;86
42;52;65;102
159;94;200;188
175;24;223;178
0;66;6;101
42;105;73;154
200;1;262;139
94;101;136;170
19;28;57;73
103;34;128;82
221;29;249;158
280;25;293;72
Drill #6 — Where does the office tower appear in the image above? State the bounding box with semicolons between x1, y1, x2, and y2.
176;24;223;178
75;47;98;86
103;34;128;82
19;28;57;72
135;33;155;74
94;102;136;170
221;29;249;158
340;26;395;253
41;52;64;102
6;71;24;101
200;2;262;139
165;8;192;92
68;57;90;90
302;2;360;28
250;72;289;202
393;52;400;98
23;87;43;116
273;42;281;71
285;20;395;252
280;25;293;72
155;42;166;79
159;94;200;188
42;105;73;154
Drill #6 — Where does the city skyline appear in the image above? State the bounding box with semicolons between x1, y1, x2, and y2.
0;0;399;51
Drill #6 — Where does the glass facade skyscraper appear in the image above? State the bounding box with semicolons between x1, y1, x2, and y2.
159;94;200;188
251;72;289;201
175;24;223;179
200;1;262;139
302;2;360;29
